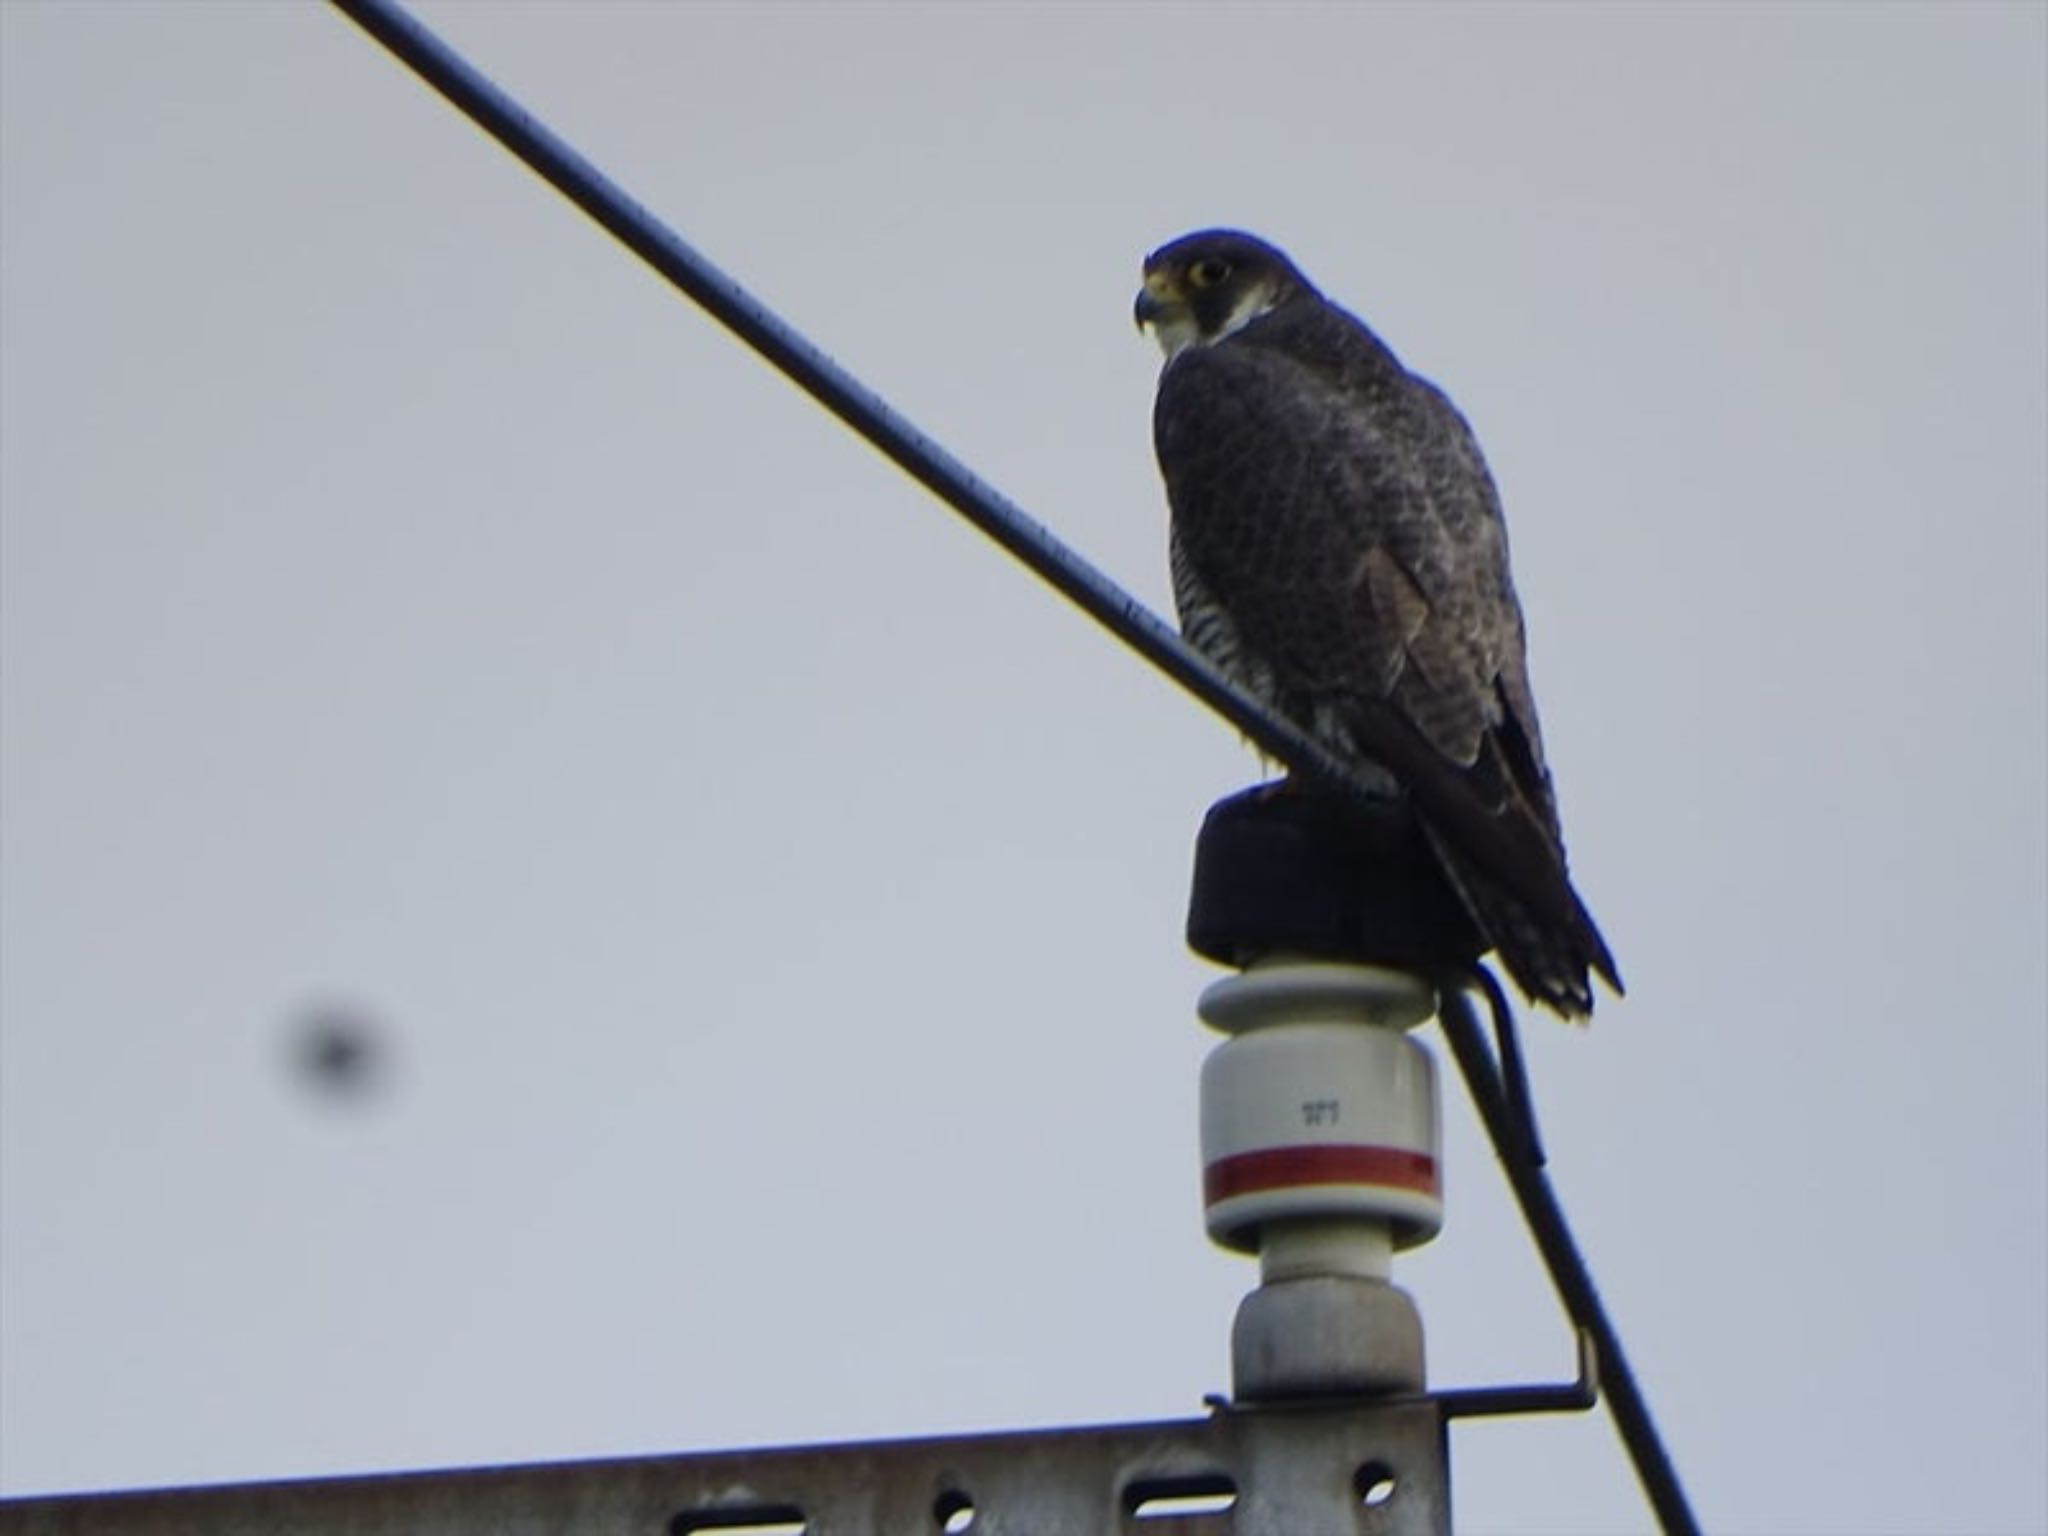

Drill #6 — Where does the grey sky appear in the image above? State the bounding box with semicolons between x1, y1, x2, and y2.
2;3;2043;1532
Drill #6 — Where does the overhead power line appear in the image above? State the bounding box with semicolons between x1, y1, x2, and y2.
1441;979;1700;1535
328;0;1373;812
326;3;1698;1532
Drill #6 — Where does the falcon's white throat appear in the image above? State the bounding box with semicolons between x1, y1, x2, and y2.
1150;284;1284;361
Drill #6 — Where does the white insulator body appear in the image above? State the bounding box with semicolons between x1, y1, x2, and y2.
1198;963;1444;1256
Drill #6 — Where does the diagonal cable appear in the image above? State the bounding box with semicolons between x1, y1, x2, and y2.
327;0;1383;816
1439;982;1701;1535
326;3;1696;1530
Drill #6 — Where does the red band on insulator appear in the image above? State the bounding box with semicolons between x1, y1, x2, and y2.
1204;1144;1439;1205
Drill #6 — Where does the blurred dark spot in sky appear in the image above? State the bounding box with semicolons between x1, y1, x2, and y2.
289;1003;391;1105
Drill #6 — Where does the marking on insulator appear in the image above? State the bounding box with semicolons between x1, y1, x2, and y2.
1203;1145;1440;1203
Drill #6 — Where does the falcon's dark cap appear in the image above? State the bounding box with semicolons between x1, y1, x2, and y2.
1143;228;1299;274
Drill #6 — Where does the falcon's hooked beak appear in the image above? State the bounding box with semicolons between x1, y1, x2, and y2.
1133;277;1173;331
1135;270;1197;359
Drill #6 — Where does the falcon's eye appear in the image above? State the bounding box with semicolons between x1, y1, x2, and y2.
1188;257;1233;289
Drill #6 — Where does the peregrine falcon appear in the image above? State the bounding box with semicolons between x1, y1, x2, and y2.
1137;229;1620;1018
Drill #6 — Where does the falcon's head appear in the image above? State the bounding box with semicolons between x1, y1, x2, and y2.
1135;229;1314;360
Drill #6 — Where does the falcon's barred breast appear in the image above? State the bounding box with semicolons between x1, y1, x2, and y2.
1137;229;1620;1017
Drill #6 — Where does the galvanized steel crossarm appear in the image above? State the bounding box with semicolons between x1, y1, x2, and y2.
0;1403;1448;1536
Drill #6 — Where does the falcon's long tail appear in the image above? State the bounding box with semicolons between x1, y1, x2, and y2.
1421;828;1621;1020
1340;697;1622;1020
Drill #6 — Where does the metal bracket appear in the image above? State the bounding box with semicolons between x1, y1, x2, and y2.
1435;1326;1600;1421
1196;1320;1599;1428
0;1399;1450;1536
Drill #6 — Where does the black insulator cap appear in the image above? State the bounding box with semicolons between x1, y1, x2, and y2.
1187;783;1487;973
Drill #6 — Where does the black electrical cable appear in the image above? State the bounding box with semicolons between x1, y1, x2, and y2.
326;3;1698;1529
1439;981;1702;1536
326;0;1381;819
1466;960;1548;1168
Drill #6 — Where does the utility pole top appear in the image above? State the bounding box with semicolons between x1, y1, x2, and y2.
1185;786;1484;975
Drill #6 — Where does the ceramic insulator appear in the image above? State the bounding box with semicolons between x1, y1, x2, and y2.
1198;963;1444;1255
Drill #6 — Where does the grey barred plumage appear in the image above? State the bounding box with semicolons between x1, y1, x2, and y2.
1137;229;1620;1017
